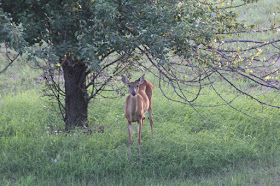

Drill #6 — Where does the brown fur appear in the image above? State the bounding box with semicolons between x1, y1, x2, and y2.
122;75;153;156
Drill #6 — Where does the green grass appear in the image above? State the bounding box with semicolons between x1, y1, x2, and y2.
228;0;280;59
1;0;280;185
237;0;280;28
0;51;41;96
1;79;280;185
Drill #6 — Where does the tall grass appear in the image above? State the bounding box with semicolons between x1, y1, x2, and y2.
1;80;280;185
1;0;280;185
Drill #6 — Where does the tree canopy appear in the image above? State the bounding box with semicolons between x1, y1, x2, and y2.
1;0;246;62
1;0;280;128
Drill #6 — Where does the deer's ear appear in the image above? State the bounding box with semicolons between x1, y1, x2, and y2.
138;74;145;84
121;75;129;84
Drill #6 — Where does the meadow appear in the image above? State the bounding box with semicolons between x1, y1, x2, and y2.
1;0;280;185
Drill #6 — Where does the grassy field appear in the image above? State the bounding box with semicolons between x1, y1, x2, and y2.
2;68;280;185
1;1;280;185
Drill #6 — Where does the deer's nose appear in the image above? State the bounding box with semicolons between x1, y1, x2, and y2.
132;92;136;96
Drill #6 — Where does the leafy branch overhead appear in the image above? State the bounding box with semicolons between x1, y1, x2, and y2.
1;0;280;127
1;0;249;60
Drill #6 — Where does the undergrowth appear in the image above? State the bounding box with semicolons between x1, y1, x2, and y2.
1;84;280;185
1;0;280;185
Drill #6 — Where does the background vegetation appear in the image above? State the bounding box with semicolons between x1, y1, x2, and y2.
1;0;280;185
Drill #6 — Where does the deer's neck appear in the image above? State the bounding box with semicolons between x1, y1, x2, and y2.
129;95;138;114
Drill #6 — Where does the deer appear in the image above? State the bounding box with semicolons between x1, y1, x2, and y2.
121;74;153;157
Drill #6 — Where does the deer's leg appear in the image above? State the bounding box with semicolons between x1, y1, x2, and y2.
137;119;143;157
148;108;154;138
128;121;133;156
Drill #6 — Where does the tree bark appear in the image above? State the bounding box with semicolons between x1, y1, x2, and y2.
62;58;88;130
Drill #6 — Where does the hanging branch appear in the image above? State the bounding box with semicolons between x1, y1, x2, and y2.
206;69;264;121
216;70;280;109
0;48;20;74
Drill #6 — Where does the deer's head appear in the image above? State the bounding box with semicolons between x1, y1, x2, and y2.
122;75;145;97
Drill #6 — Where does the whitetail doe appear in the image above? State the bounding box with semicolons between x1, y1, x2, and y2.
122;75;153;156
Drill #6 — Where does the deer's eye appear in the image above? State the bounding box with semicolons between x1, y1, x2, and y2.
128;85;130;87
136;85;139;87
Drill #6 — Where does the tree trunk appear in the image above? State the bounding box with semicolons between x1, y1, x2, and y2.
62;59;88;130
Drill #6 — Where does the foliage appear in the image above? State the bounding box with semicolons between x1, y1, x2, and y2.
1;1;279;121
1;0;280;184
1;0;243;61
2;0;264;129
